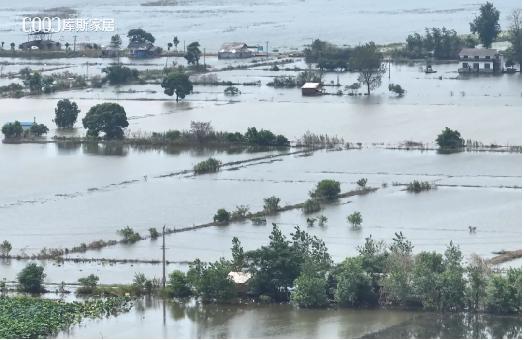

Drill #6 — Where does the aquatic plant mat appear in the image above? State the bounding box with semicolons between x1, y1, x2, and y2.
0;296;131;339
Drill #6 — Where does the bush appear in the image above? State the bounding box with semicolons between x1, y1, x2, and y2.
193;158;221;174
268;76;297;88
406;180;433;193
347;212;363;229
102;65;139;85
318;215;328;226
335;257;375;306
118;226;141;243
54;99;79;128
310;180;341;201
231;205;250;220
263;196;281;214
77;274;99;295
132;273;154;295
17;263;45;293
213;209;231;224
302;199;321;214
168;270;192;297
29;123;49;137
224;86;240;96
356;178;368;188
149;227;160;239
244;127;289;147
486;268;522;314
187;259;236;303
291;271;328;308
2;121;23;139
436;127;465;150
388;83;405;96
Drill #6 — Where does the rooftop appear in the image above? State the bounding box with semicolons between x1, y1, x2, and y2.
219;42;248;52
301;82;321;89
459;48;499;58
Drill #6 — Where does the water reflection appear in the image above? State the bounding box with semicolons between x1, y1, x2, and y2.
363;312;522;339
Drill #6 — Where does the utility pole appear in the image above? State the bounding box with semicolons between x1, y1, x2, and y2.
266;41;269;59
73;35;77;52
183;40;186;53
85;61;89;80
203;48;206;68
388;58;391;80
162;225;166;289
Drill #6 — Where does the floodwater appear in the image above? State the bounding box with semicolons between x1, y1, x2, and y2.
55;297;522;338
0;0;520;50
0;147;520;284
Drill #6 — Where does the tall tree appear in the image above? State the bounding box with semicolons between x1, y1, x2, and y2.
54;99;80;128
127;28;155;45
110;34;122;49
508;9;522;69
184;41;201;65
161;71;193;102
82;103;129;139
470;2;501;48
349;42;385;95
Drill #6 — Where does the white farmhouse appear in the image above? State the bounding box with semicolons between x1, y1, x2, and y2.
458;48;504;73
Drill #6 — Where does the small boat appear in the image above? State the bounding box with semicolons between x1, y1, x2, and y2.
424;64;437;73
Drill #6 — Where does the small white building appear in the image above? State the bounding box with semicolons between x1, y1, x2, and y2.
301;82;322;96
458;48;504;73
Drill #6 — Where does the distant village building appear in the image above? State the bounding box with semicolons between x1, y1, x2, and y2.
218;42;256;59
458;48;504;73
19;31;61;51
127;41;161;58
301;82;322;96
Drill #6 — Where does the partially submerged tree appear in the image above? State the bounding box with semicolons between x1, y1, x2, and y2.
310;179;341;201
184;41;202;65
82;103;129;139
436;127;465;151
17;263;45;293
508;9;522;70
29;123;48;137
127;28;155;45
470;2;501;48
54;99;80;128
161;71;193;102
349;42;385;95
110;34;122;49
1;121;23;139
347;211;363;229
0;240;12;257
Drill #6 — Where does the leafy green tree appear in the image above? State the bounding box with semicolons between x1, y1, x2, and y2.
486;268;522;314
82;103;129;139
349;42;385;95
380;232;414;305
291;261;329;308
184;41;201;65
213;208;231;224
1;121;23;138
110;34;122;49
356;178;368;188
148;228;160;240
29;123;48;137
224;86;240;96
0;240;12;257
470;2;501;47
310;179;341;201
77;274;99;294
173;36;180;51
296;69;322;87
388;84;405;96
54;99;80;128
466;255;490;312
357;235;388;297
436;127;465;150
508;9;522;69
187;259;236;303
335;257;375;306
347;211;363;229
132;273;154;295
23;71;42;94
263;196;280;214
17;263;45;293
231;237;245;271
117;226;141;243
168;270;192;297
412;251;444;309
102;65;139;85
127;28;155;45
244;127;289;146
161;71;193;102
440;242;466;311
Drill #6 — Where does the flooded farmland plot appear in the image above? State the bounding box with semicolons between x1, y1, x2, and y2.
0;0;521;339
